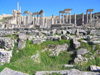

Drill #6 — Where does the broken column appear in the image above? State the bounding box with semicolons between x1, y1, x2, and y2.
62;13;64;24
51;14;54;24
82;13;84;25
23;14;26;25
18;33;27;50
74;13;76;25
69;12;71;24
87;11;88;23
66;13;68;23
59;12;61;24
90;11;92;22
34;14;36;25
43;11;45;27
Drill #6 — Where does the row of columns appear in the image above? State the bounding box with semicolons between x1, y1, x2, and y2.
87;9;94;23
23;10;45;28
59;10;72;24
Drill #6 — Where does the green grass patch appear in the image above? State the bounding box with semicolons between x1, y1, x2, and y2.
0;39;70;75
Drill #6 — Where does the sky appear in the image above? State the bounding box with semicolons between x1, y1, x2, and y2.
0;0;100;17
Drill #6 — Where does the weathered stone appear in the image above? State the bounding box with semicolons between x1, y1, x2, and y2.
35;69;100;75
33;39;42;44
47;36;61;41
56;30;61;34
90;65;100;72
61;35;67;40
0;37;14;50
0;68;29;75
77;49;89;55
18;33;27;41
79;30;87;35
64;64;74;68
27;35;33;41
73;41;80;49
74;55;88;64
31;51;40;63
18;41;26;50
81;40;87;43
68;69;81;75
88;41;100;45
62;30;66;35
49;44;68;56
0;50;12;65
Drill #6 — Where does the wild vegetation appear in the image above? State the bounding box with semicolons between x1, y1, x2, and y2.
0;37;100;75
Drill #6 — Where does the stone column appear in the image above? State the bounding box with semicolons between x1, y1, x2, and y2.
43;12;44;27
37;15;39;24
62;13;64;24
82;13;84;24
69;12;71;24
40;13;42;26
45;18;47;28
90;11;92;22
87;11;88;23
59;13;61;24
34;15;36;25
23;14;25;25
32;15;34;25
27;14;29;25
74;13;76;25
66;13;68;23
17;1;19;10
55;20;57;24
52;14;54;24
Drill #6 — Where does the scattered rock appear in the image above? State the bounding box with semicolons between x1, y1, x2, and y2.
74;55;88;64
18;41;26;50
90;65;100;72
31;51;40;63
0;68;29;75
0;50;12;65
33;39;42;44
77;49;90;55
64;64;74;68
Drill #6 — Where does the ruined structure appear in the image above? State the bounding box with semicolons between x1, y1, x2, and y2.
0;2;99;30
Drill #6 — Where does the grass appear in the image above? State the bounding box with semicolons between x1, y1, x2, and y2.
0;37;100;74
0;39;70;75
73;40;100;71
4;34;18;39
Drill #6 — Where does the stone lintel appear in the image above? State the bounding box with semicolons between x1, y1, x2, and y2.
87;9;94;12
23;11;31;14
64;9;72;11
59;11;65;13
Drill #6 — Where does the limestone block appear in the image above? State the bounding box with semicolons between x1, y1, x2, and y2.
0;68;29;75
90;65;100;71
0;50;12;65
33;39;42;44
18;33;27;41
18;41;26;50
73;41;80;49
77;49;90;55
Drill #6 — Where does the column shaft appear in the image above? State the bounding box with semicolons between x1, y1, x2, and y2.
90;12;92;22
43;12;44;27
66;13;68;23
87;11;88;23
74;13;76;25
62;13;64;24
69;13;71;24
82;13;84;24
59;13;61;24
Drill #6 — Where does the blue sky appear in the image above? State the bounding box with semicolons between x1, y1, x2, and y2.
0;0;99;17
